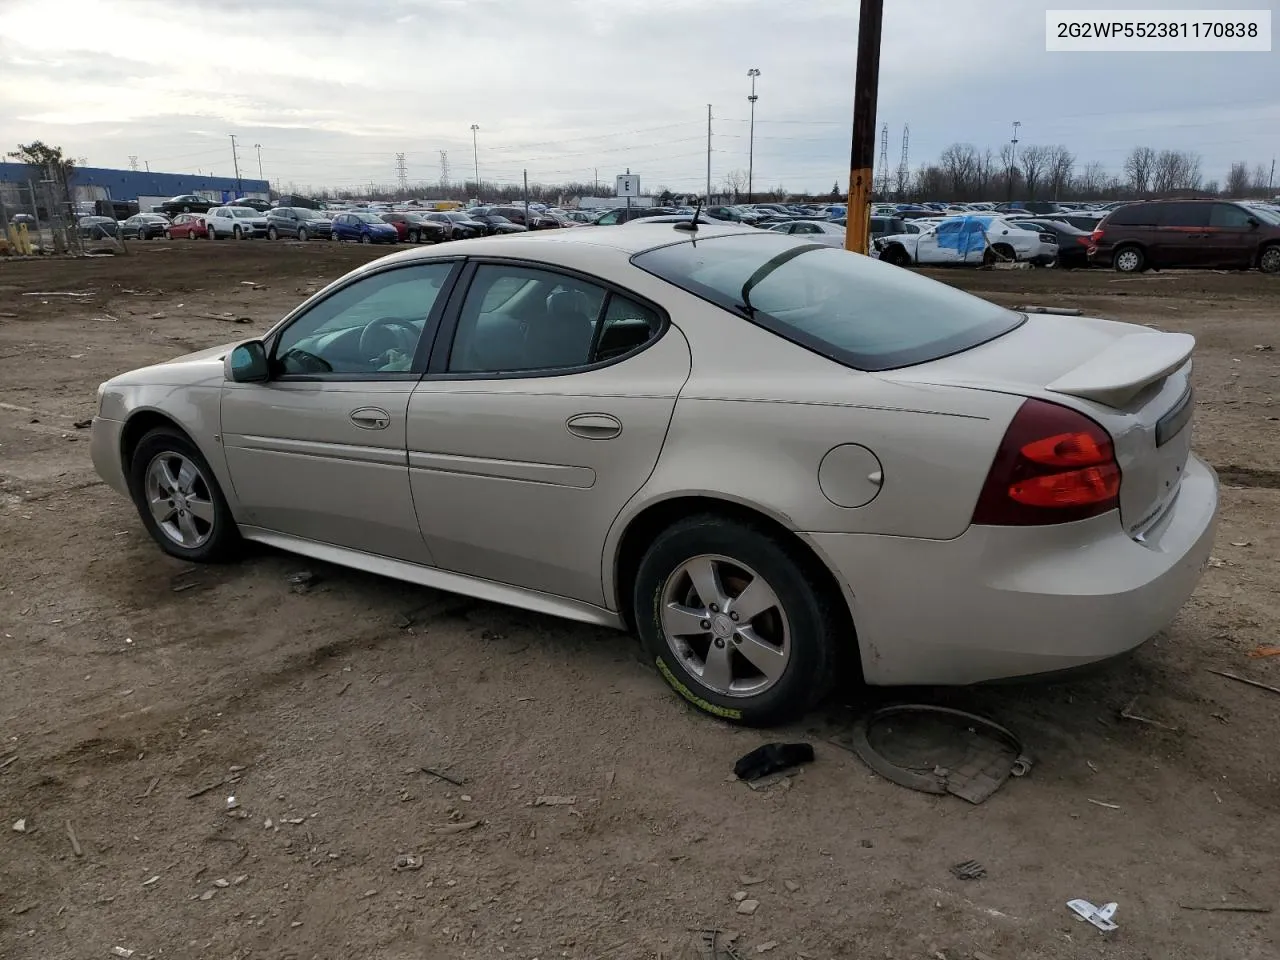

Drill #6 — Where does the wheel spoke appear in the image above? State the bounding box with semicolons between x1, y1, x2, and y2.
699;642;733;692
186;496;215;524
149;495;175;524
727;575;779;623
176;459;200;494
684;557;728;610
661;602;708;638
177;512;200;545
158;458;181;493
735;626;787;682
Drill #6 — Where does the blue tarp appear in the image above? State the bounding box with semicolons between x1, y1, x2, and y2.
935;215;993;258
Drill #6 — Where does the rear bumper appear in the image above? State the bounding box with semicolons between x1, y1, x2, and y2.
803;454;1218;685
1087;245;1115;267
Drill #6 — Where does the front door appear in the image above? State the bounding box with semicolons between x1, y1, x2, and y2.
220;260;459;562
1207;203;1259;268
406;261;691;606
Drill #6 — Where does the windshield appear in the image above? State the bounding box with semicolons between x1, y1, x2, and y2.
230;208;258;218
633;233;1023;371
354;213;382;224
1250;206;1280;225
444;213;470;221
299;210;327;220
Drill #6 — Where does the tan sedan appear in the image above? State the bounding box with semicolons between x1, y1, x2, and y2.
91;224;1216;725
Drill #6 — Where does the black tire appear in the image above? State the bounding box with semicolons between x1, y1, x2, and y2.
1114;244;1145;273
881;244;910;267
233;225;243;240
181;205;191;213
632;514;842;726
1259;244;1280;275
128;427;239;563
360;234;372;244
163;230;172;240
298;227;308;242
267;226;278;240
409;230;419;243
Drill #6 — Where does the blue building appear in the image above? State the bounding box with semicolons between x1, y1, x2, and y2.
0;162;269;212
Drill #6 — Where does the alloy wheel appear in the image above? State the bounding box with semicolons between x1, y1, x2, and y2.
659;554;791;698
144;452;216;549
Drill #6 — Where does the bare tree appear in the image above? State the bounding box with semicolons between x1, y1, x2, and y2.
1019;145;1050;199
1225;162;1251;197
914;163;946;199
998;142;1020;198
1203;179;1220;195
1124;146;1155;196
1076;161;1107;197
939;143;980;199
1252;163;1270;196
1046;145;1075;200
721;169;746;202
893;162;911;199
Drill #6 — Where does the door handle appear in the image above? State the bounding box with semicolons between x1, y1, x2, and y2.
566;413;622;440
350;406;391;430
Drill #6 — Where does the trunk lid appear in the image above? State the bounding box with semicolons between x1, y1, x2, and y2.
881;314;1196;538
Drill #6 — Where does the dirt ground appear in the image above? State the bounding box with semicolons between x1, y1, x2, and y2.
1;241;1278;960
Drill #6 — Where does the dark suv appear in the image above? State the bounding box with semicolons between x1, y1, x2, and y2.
264;207;332;240
1089;200;1280;273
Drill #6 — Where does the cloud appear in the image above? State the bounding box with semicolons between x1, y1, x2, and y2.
0;0;1274;193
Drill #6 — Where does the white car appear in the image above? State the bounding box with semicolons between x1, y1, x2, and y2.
767;220;847;246
206;206;269;239
875;215;1058;267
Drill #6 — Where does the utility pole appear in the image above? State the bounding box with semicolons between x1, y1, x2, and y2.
594;168;598;195
470;124;480;201
1007;121;1021;202
523;169;530;228
845;0;883;254
746;68;760;203
229;134;242;195
706;104;712;206
1270;158;1276;193
898;123;910;200
254;143;263;181
144;161;150;173
876;122;889;196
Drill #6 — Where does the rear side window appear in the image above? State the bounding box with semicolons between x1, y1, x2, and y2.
1158;203;1211;228
1105;203;1159;226
633;233;1023;372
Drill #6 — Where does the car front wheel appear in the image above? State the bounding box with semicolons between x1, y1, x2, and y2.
267;226;278;240
298;227;308;241
361;233;372;244
633;515;841;726
129;427;239;563
1259;244;1280;274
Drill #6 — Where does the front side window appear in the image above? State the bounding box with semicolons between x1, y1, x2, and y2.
1210;203;1253;228
634;233;1022;371
272;263;454;377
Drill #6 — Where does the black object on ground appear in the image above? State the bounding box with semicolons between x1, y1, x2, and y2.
951;859;986;880
734;742;814;782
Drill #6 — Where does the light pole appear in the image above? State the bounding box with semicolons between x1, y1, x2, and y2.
253;143;263;182
470;124;480;201
746;68;760;203
1007;120;1021;202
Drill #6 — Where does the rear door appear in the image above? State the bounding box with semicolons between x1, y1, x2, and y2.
406;260;691;605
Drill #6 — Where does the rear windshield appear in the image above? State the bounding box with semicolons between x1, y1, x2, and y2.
632;233;1022;371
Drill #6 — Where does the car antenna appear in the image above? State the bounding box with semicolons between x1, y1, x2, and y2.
674;199;704;232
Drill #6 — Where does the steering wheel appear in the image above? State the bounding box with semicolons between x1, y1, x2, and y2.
358;317;418;365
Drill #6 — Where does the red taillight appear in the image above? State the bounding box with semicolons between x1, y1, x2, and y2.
1076;236;1091;246
972;398;1121;525
1089;228;1103;243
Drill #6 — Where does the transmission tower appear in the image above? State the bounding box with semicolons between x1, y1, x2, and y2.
876;123;889;194
128;155;138;171
438;150;451;188
897;123;910;194
395;153;408;193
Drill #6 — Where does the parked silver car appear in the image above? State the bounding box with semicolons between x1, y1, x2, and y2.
90;224;1217;725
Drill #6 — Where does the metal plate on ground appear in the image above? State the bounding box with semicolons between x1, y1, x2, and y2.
831;704;1032;804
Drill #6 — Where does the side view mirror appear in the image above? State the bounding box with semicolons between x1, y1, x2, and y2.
1248;217;1260;229
226;340;269;382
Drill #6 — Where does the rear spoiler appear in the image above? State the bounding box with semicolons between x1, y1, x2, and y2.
1046;331;1194;408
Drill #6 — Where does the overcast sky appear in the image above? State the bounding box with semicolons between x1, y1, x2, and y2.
1;0;1276;194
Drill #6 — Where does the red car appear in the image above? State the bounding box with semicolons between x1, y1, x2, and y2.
166;213;209;239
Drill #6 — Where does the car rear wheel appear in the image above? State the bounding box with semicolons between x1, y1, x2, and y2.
633;515;841;726
1114;245;1145;273
1259;244;1280;274
409;230;419;243
163;229;172;240
128;428;239;563
267;226;278;240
